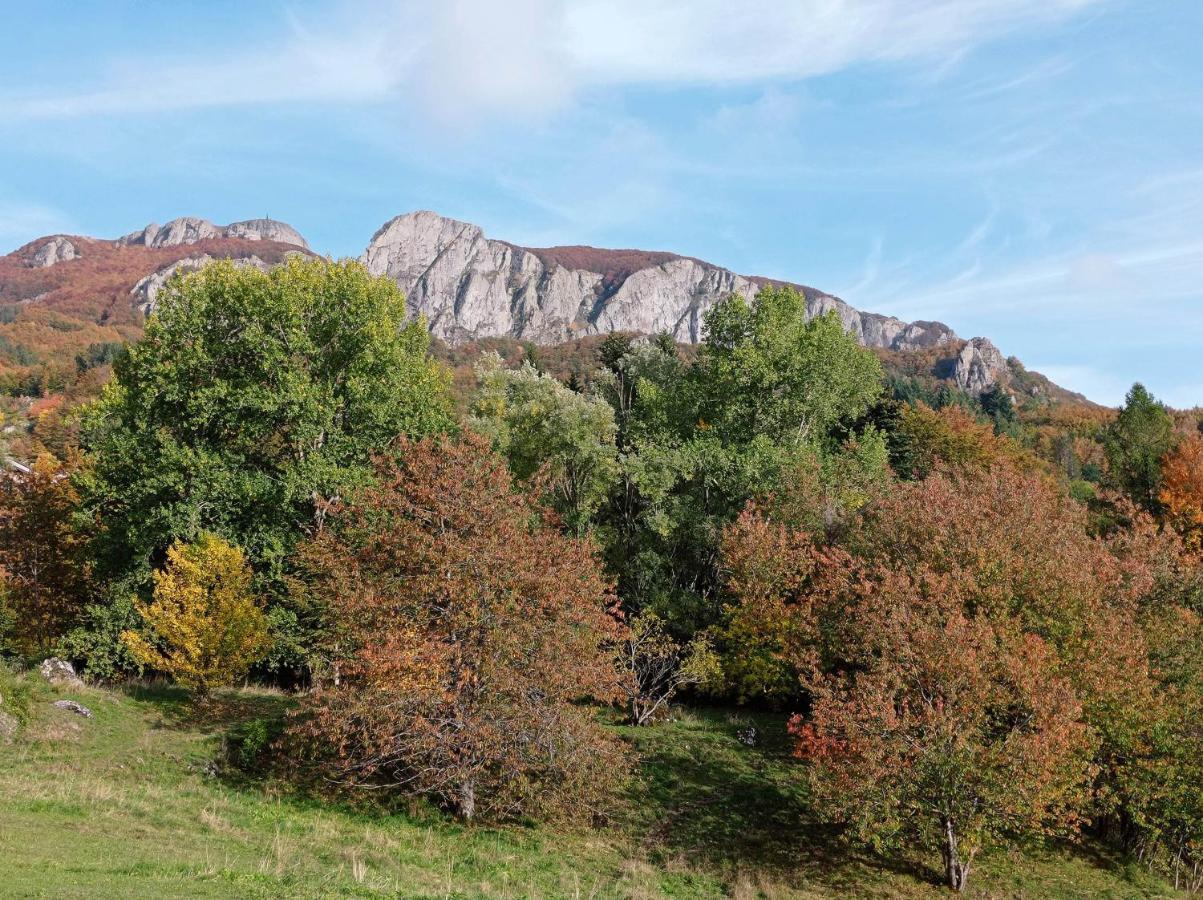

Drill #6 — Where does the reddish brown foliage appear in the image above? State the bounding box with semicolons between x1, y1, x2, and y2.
0;455;92;652
288;433;627;822
1161;433;1203;553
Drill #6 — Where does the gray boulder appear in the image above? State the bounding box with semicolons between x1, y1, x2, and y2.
39;657;84;689
52;700;92;719
953;337;1009;395
30;236;79;268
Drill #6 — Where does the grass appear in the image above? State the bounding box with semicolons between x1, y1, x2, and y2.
0;674;1183;899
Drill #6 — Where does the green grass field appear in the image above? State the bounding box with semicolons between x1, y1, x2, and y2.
0;673;1182;898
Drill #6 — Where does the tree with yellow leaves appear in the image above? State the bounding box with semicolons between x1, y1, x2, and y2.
122;534;269;698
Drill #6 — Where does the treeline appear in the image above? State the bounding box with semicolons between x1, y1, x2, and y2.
2;257;1202;892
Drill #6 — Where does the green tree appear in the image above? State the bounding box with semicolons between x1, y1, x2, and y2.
80;257;453;672
470;354;618;533
599;287;886;639
83;257;451;580
1104;384;1175;513
122;533;269;699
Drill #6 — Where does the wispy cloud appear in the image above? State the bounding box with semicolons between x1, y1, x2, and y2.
0;0;1103;125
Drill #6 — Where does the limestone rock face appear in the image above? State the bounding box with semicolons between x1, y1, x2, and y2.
31;237;79;268
118;217;308;250
131;253;274;316
362;211;959;350
953;337;1008;394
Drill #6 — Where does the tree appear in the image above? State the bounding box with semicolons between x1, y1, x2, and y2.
693;289;883;448
470;354;618;533
794;589;1094;892
0;455;92;653
616;611;718;725
81;257;453;672
122;534;269;698
598;288;886;638
1161;433;1203;553
288;435;626;822
1104;384;1175;513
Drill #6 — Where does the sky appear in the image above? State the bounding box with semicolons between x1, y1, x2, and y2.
0;1;1199;407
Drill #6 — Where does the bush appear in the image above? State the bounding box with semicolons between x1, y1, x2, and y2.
288;435;628;823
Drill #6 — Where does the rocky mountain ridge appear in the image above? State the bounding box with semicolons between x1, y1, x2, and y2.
361;211;959;353
0;210;1076;401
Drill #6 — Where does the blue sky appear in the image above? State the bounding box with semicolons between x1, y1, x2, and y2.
0;1;1199;406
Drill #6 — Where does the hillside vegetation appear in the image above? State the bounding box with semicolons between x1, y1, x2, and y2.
2;258;1202;897
0;673;1178;899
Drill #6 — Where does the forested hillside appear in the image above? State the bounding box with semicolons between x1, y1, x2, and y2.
3;258;1203;897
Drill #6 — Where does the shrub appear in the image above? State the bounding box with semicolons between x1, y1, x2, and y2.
122;534;270;699
288;434;628;822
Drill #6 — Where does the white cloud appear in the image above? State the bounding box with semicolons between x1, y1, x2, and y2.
0;0;1103;124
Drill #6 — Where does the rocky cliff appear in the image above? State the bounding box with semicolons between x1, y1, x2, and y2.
361;211;958;352
117;217;309;251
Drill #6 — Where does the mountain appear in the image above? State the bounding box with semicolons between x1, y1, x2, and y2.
361;211;957;352
0;211;1083;403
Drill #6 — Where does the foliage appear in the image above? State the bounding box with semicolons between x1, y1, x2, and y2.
80;257;452;673
794;601;1094;893
1160;432;1203;553
288;434;627;822
0;455;92;654
470;353;619;533
616;611;719;725
56;590;145;681
722;464;1158;890
1104;384;1175;513
122;534;270;698
599;289;886;638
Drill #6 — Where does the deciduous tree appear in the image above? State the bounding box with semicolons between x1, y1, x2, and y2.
289;435;626;822
122;533;269;698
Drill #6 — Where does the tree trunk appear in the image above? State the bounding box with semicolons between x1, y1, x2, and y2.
457;777;476;822
941;817;972;892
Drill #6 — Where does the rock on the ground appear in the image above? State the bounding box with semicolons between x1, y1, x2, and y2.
0;709;18;742
52;700;92;719
39;657;84;688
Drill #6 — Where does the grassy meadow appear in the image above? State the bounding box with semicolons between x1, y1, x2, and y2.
0;671;1183;899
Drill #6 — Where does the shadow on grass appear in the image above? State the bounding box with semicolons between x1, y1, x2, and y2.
119;679;294;734
623;706;934;893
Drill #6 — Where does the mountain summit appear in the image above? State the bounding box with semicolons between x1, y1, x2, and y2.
361;210;958;353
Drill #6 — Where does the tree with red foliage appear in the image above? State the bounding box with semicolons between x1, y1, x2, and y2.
288;434;627;822
791;568;1094;892
721;464;1156;890
0;455;92;653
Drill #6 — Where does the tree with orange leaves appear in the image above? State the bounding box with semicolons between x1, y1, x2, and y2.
1161;432;1203;553
288;434;627;822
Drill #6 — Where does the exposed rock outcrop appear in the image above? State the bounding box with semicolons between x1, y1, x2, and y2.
131;253;288;316
118;217;308;250
30;237;79;268
39;658;84;689
361;211;959;350
953;337;1008;394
